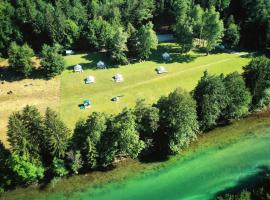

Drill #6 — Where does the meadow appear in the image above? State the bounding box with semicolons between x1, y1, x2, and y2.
60;43;251;128
0;43;251;145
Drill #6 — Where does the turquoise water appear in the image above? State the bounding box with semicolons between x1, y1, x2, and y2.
2;124;270;200
44;127;270;200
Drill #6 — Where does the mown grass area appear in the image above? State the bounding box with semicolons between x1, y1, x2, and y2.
2;109;270;200
60;43;251;129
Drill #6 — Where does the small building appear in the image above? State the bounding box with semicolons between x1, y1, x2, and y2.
112;73;124;82
97;61;106;69
74;64;83;73
162;52;171;61
85;76;95;84
65;50;74;55
155;66;168;74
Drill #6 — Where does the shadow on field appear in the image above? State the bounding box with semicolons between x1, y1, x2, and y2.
213;165;270;199
0;67;47;82
150;43;200;64
66;52;118;71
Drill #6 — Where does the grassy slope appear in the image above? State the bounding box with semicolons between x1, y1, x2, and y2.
2;110;270;200
60;43;250;128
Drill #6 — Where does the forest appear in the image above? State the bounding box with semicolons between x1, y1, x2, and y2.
1;0;270;61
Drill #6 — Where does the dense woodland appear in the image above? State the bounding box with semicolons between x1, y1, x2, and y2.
1;56;270;193
1;0;270;61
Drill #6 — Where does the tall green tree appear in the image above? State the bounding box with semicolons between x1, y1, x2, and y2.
8;42;34;77
137;23;158;60
134;99;159;156
223;72;251;121
40;44;65;78
243;56;270;108
156;88;199;154
44;108;71;158
98;109;144;167
7;105;44;164
193;71;227;131
0;1;21;56
175;19;194;53
108;27;129;64
202;6;224;54
223;15;240;48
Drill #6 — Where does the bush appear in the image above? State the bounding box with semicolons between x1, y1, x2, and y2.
8;42;34;77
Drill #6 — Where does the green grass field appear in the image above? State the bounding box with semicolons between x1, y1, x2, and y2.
60;43;251;128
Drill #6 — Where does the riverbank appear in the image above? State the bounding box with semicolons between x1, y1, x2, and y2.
1;109;270;200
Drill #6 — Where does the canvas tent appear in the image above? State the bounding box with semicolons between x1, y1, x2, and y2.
65;50;74;55
97;61;105;68
155;66;168;74
112;73;124;82
162;52;171;60
74;64;83;72
85;76;95;84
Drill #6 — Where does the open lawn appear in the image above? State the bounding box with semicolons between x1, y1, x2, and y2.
0;60;60;146
60;43;251;129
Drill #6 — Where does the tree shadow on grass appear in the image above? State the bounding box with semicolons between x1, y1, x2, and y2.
66;52;119;71
150;43;201;64
213;165;270;199
0;67;48;83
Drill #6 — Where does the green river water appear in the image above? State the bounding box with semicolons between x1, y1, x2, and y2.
45;125;270;200
2;119;270;200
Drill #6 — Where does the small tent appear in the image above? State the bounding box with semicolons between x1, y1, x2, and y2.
113;73;124;82
74;64;83;73
97;61;105;69
85;76;95;84
155;66;168;74
162;52;171;61
65;50;74;55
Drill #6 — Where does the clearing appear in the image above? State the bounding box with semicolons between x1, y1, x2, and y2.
60;43;251;129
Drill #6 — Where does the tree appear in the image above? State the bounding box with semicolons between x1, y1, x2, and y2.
202;6;224;54
137;23;158;60
51;157;68;177
84;17;114;50
223;72;251;121
8;42;34;77
72;112;107;169
243;56;270;108
223;15;240;48
0;1;21;56
63;19;80;48
175;19;194;53
44;108;71;158
190;5;204;47
98;109;144;167
40;44;65;78
7;105;44;163
0;142;12;192
195;0;231;12
108;27;129;65
66;150;82;174
156;88;199;154
193;71;227;131
134;99;159;156
9;154;44;185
